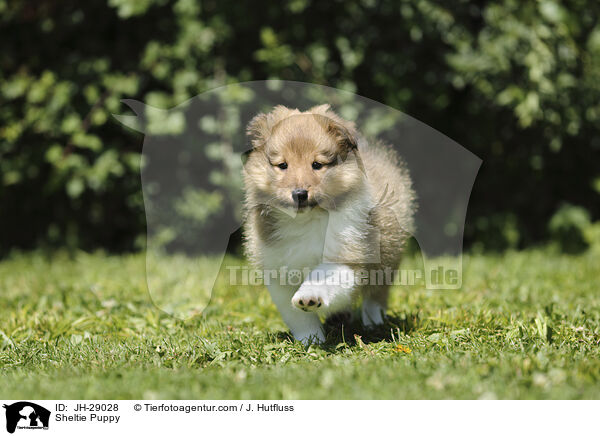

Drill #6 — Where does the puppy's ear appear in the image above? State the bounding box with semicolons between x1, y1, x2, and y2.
310;105;359;151
246;105;299;149
313;112;359;152
246;112;269;149
326;118;358;151
309;104;332;114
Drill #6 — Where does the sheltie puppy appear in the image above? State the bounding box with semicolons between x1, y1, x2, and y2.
242;105;415;344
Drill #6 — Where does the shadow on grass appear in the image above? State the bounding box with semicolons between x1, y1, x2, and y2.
271;311;420;350
324;311;420;347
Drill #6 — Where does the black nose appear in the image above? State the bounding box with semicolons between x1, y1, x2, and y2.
292;189;308;204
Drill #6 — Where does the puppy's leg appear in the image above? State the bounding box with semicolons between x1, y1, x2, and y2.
292;263;356;316
267;283;325;345
361;286;389;327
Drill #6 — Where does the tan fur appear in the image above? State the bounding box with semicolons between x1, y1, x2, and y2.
242;105;415;340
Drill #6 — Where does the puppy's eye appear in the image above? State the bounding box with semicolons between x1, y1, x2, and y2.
312;162;323;170
277;162;288;170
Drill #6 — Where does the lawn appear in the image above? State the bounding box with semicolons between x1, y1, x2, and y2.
0;248;598;399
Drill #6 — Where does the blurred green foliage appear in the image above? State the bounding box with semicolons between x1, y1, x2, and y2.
1;0;599;254
548;203;591;253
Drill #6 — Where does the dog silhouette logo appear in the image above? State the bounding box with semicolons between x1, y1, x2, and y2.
3;402;50;433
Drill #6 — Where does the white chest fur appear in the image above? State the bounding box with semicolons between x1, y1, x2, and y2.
260;197;374;273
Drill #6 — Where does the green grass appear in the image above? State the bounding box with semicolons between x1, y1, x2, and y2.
0;248;599;399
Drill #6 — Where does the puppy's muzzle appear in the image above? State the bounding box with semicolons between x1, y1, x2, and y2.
291;189;308;207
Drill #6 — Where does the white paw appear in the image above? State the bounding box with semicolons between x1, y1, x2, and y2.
294;327;326;345
361;300;385;327
292;285;327;313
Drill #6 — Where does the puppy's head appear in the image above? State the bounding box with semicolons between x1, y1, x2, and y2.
244;105;364;212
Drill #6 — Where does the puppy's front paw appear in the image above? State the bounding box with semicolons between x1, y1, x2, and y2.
292;285;325;312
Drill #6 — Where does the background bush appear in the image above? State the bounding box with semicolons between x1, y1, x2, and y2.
1;0;599;255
